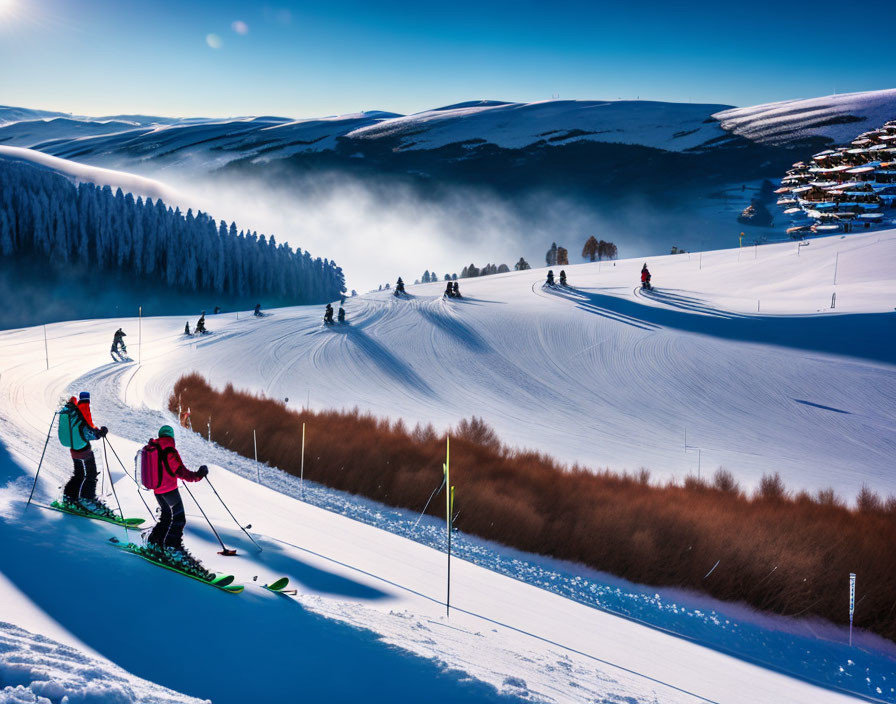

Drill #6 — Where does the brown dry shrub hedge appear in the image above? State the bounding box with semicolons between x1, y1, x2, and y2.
171;373;896;641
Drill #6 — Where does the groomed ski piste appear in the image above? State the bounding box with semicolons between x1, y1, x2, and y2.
1;231;895;703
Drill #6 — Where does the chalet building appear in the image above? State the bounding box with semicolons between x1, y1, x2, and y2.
776;120;896;237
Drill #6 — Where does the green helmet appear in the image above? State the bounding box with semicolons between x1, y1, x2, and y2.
158;425;175;439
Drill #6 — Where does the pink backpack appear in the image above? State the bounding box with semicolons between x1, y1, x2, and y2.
137;439;166;490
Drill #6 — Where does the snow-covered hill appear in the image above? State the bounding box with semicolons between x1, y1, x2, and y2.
714;89;896;146
1;232;895;703
0;145;178;202
3;91;894;174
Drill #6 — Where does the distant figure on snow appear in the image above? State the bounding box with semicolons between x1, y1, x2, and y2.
337;306;346;323
254;303;262;317
196;312;207;334
444;282;454;298
110;328;127;361
184;322;191;336
394;277;406;296
559;270;567;286
546;270;555;286
640;264;652;290
452;281;461;298
213;306;221;314
323;303;334;325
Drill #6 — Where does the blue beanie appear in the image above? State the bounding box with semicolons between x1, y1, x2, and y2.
79;391;90;401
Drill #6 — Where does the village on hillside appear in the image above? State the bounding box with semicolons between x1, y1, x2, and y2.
777;119;896;237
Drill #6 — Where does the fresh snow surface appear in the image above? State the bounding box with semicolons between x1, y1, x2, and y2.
0;621;206;704
0;146;178;202
714;89;896;146
1;233;895;703
343;99;733;152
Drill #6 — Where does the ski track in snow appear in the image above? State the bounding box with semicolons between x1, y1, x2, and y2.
1;232;896;702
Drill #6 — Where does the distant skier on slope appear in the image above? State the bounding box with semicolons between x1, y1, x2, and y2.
196;312;207;334
546;270;555;286
58;391;111;517
110;328;127;361
184;322;191;336
559;270;567;286
323;303;334;325
452;281;461;298
444;281;455;298
254;303;263;317
641;264;652;290
337;306;346;323
144;425;211;577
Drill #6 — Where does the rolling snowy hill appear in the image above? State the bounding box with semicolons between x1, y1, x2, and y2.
1;232;895;703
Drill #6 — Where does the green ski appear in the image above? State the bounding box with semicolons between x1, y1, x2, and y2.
264;576;295;594
48;500;145;528
111;539;243;593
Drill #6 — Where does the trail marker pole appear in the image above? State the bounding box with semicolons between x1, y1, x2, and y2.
833;252;839;285
207;417;211;443
832;292;836;309
43;325;49;370
445;435;453;618
253;429;260;484
699;252;702;270
300;421;306;500
849;573;856;647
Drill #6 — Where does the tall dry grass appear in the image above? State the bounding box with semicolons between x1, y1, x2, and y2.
171;373;896;641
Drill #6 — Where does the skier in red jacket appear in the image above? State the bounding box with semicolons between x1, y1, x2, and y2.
61;391;110;515
145;425;210;576
640;264;652;290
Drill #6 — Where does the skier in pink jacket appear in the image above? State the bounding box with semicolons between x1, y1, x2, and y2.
145;425;209;574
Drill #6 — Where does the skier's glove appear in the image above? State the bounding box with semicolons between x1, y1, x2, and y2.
98;426;108;438
197;465;209;478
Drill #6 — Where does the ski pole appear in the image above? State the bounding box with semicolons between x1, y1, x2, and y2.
102;436;155;518
412;476;446;531
101;436;129;540
181;481;236;556
25;412;58;513
204;476;263;552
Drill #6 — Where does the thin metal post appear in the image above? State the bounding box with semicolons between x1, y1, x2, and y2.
445;435;451;618
138;306;142;365
833;252;839;285
207;417;211;443
253;429;259;484
300;422;306;500
43;325;49;370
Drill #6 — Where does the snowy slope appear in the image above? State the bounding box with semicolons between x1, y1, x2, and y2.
0;621;205;704
141;231;895;499
714;89;896;146
0;146;178;202
344;99;732;152
1;233;895;703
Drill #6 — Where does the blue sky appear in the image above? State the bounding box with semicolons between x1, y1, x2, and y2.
1;0;894;118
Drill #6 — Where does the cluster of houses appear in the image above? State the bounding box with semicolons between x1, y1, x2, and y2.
776;120;896;238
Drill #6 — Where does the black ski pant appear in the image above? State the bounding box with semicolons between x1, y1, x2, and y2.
63;451;98;501
147;489;186;549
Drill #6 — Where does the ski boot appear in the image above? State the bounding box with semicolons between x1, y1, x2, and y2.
77;497;120;520
163;545;215;581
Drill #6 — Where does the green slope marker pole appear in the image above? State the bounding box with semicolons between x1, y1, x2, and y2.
25;412;58;513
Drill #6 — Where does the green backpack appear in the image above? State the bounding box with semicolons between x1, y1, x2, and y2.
58;401;89;451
